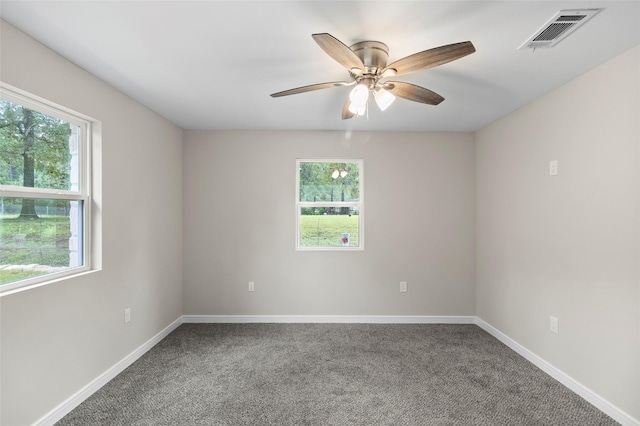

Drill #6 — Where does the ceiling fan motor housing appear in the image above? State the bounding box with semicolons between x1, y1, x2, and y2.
349;41;389;78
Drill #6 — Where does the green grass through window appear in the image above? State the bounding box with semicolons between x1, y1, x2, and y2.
0;215;71;285
300;214;359;247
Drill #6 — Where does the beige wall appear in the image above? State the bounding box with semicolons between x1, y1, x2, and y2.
0;21;184;425
476;45;640;419
183;130;476;316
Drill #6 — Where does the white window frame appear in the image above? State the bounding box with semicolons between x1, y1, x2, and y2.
296;158;364;251
0;83;98;295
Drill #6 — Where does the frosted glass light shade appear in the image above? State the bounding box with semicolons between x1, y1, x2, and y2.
349;84;369;106
332;169;348;179
374;88;395;111
347;102;367;116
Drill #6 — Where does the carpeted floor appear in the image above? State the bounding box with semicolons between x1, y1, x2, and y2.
56;323;617;425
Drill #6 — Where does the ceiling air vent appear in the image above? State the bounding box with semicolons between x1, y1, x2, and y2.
518;9;602;50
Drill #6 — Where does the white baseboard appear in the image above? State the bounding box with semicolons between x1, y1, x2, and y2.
182;314;477;324
475;317;639;426
35;317;184;426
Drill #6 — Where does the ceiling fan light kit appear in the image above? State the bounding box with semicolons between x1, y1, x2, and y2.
271;33;476;120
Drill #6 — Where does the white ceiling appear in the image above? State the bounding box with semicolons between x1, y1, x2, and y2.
1;1;639;132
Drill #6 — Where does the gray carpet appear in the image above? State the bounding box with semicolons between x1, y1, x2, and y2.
56;324;617;425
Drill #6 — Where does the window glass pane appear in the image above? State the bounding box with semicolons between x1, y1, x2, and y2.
299;207;359;248
299;161;360;202
0;197;83;285
0;99;80;191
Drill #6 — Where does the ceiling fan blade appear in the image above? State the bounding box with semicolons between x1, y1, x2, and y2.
312;33;365;73
270;81;354;97
381;41;475;77
384;81;445;105
342;99;355;120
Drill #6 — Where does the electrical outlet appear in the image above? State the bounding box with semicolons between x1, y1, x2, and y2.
549;160;558;176
248;281;255;292
550;316;559;334
124;308;131;324
400;281;408;293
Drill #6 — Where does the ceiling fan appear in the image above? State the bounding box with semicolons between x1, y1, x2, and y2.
271;33;476;119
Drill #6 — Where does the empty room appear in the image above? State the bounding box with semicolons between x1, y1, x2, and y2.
0;1;638;425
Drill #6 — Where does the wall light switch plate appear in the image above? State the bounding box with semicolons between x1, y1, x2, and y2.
549;160;558;176
124;308;131;323
400;281;408;293
550;316;559;334
248;281;255;292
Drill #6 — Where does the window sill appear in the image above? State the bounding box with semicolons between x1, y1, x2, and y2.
296;247;365;252
0;268;100;297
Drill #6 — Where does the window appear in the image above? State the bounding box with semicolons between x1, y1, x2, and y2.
0;84;96;293
296;159;363;250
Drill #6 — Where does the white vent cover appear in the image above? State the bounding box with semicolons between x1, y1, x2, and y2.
518;9;603;50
